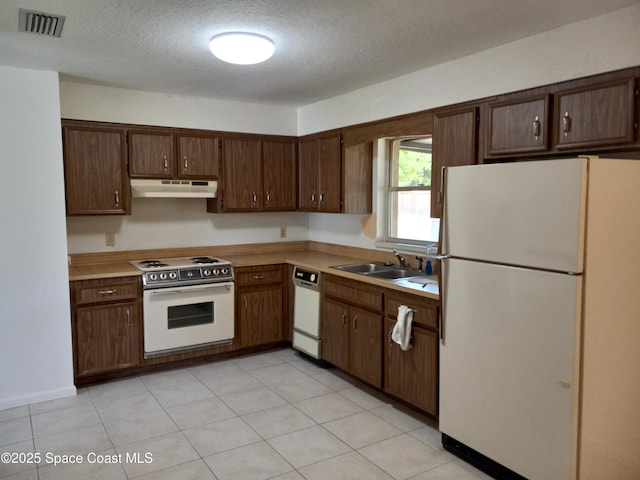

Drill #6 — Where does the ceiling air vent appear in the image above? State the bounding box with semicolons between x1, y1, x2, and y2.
18;8;65;37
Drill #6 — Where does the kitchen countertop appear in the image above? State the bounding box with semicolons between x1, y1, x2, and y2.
69;250;439;300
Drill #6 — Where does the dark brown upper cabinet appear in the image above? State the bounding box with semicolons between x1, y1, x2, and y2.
486;94;551;157
62;121;130;215
298;133;372;214
208;135;297;213
553;77;637;150
128;129;220;180
431;105;479;218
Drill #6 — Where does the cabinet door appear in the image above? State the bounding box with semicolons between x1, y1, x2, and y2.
432;106;478;218
321;298;349;370
263;139;297;211
178;135;220;179
76;302;140;376
555;77;636;150
349;306;383;387
298;137;320;211
129;131;175;178
343;142;373;214
486;95;550;156
63;125;129;215
238;285;283;347
318;134;342;212
384;318;438;415
221;136;262;211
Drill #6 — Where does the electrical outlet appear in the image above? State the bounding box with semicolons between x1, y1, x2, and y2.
106;232;115;247
280;226;287;239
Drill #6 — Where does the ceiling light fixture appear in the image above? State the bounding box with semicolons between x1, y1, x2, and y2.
209;32;275;65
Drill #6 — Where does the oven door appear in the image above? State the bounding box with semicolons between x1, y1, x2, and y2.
143;282;234;356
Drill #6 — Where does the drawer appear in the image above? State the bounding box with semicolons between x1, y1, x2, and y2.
236;266;283;286
385;293;438;329
75;280;140;305
323;276;383;311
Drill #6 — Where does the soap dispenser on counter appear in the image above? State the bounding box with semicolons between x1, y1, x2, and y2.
425;245;435;275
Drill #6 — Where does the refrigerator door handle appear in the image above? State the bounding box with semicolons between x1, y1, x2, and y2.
438;255;448;345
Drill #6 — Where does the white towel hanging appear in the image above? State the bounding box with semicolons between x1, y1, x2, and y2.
391;305;414;351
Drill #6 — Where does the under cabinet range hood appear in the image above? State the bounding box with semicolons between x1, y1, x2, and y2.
130;179;217;198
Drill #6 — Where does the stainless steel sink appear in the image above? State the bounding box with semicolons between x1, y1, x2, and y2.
363;268;418;279
330;263;420;280
330;262;392;273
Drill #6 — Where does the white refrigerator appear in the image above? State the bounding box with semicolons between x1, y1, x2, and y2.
438;156;640;480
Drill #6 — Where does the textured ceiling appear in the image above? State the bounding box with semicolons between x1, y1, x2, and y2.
0;0;637;106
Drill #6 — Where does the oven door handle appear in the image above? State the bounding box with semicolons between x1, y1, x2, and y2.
148;283;232;296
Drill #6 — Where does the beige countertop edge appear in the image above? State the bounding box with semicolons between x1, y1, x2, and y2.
68;251;440;300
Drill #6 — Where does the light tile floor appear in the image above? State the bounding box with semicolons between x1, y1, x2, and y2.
0;349;492;480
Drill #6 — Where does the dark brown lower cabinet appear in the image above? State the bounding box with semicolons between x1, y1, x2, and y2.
71;277;142;380
235;265;286;348
383;292;439;416
321;275;383;388
76;302;140;377
384;318;438;416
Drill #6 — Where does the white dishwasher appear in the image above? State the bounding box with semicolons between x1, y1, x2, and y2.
292;266;322;359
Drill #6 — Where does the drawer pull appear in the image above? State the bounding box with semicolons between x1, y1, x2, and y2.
99;289;117;295
253;275;265;280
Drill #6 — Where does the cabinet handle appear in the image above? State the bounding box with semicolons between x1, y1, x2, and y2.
253;275;265;280
311;192;317;204
114;190;120;206
320;190;325;203
341;312;346;326
163;155;168;170
352;315;358;330
99;289;117;295
252;192;257;204
126;308;131;326
563;112;572;136
183;155;188;171
243;297;248;308
533;116;541;138
265;191;271;203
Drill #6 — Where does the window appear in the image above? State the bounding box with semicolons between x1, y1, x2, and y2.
386;137;439;246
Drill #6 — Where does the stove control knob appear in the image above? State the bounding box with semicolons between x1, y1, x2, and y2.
203;269;212;277
213;268;220;276
169;272;177;279
149;273;157;281
159;272;168;280
221;267;229;275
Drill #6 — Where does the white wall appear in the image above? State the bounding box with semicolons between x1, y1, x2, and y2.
304;3;640;250
60;82;298;135
66;200;308;253
0;66;75;409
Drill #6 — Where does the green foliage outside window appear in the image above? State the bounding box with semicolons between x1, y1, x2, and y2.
397;149;432;187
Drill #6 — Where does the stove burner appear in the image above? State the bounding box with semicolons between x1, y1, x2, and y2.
191;257;218;264
140;260;169;268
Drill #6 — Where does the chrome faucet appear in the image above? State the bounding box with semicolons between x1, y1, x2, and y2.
392;249;406;267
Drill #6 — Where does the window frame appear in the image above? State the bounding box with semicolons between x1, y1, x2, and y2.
385;137;436;248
